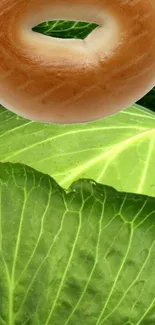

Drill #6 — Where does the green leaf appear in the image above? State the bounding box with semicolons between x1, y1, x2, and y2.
32;20;98;39
1;162;155;325
0;104;155;197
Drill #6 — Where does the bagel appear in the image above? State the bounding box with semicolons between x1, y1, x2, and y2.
0;0;155;124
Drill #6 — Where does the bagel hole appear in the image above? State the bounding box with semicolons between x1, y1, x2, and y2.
32;20;98;39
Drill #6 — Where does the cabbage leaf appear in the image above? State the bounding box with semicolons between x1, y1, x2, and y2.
0;163;155;325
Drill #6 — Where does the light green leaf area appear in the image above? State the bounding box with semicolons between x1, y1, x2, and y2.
0;162;155;325
0;104;155;196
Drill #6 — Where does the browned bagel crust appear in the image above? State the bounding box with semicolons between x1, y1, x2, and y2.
0;0;155;123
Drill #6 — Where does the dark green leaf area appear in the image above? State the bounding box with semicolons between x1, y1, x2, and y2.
0;163;155;324
33;20;98;39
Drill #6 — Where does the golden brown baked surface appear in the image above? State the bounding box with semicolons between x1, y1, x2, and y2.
0;0;155;123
